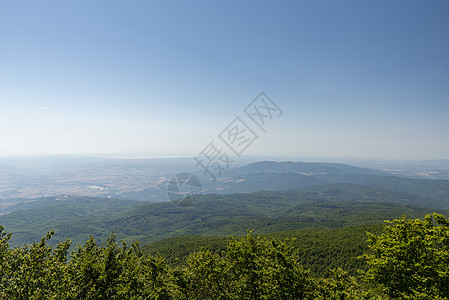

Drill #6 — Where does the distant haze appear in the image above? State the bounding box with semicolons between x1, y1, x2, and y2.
0;1;448;160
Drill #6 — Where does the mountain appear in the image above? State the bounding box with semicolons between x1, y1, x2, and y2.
2;158;448;206
318;174;449;208
226;161;380;176
206;172;326;194
198;161;449;209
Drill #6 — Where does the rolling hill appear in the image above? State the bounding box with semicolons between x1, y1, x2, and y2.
1;184;443;247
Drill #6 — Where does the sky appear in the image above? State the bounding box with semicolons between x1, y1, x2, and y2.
0;0;448;160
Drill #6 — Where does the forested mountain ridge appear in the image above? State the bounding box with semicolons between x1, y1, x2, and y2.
1;184;443;247
224;161;381;176
203;161;449;208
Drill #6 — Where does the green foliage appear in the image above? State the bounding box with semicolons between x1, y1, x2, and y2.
312;268;381;299
1;214;449;299
224;233;311;299
175;232;373;300
144;224;383;277
143;235;228;266
267;224;384;277
0;227;374;299
0;227;173;299
174;232;309;299
362;213;449;299
0;229;71;299
67;235;172;299
2;188;438;248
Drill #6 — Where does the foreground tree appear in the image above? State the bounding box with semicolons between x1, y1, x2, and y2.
3;214;448;299
0;228;173;299
66;235;173;299
362;213;449;299
175;231;373;299
176;232;313;299
0;229;71;299
312;268;381;300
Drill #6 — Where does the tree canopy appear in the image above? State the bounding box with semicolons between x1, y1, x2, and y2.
362;213;449;299
0;213;448;299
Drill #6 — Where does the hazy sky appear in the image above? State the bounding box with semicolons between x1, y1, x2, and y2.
1;0;448;160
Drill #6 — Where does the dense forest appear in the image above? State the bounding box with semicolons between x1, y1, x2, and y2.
1;187;439;247
1;161;449;298
1;213;448;299
142;224;383;277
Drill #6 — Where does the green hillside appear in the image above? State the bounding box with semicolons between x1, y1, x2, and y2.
1;184;442;247
143;224;384;278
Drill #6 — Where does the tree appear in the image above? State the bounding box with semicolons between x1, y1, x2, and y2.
0;229;173;299
0;230;71;299
362;213;449;298
176;231;314;299
312;268;380;300
67;234;172;299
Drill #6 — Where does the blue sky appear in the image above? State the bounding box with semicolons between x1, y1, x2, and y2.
0;0;448;160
